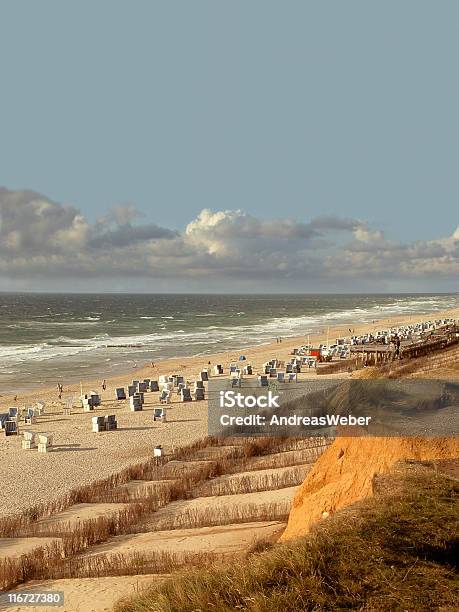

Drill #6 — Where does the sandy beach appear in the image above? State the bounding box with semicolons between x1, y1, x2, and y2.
1;306;458;517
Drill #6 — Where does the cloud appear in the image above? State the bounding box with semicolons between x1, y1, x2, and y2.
0;188;457;290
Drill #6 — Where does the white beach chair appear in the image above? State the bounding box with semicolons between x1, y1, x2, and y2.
37;433;53;452
22;430;36;450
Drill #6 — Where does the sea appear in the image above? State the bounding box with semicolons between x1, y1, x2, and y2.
0;293;458;392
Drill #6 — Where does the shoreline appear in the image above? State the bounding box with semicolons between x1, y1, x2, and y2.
3;305;458;406
0;304;457;518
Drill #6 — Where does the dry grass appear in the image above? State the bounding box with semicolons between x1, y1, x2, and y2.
116;467;459;612
0;543;222;589
48;550;223;580
196;465;310;497
149;500;292;532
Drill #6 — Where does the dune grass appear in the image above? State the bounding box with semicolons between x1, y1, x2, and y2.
116;467;459;612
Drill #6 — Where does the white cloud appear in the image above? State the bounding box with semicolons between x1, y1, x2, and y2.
0;188;457;290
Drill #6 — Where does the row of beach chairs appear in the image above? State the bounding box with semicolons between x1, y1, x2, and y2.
21;431;53;452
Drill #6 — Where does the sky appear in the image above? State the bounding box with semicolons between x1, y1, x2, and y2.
0;1;457;292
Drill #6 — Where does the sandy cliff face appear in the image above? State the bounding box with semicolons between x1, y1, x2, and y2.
280;435;459;541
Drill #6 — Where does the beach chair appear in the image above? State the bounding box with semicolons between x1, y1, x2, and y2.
63;395;75;415
105;415;117;430
37;433;52;452
194;380;204;389
269;368;277;378
153;445;162;457
199;371;208;382
231;378;241;387
150;380;159;392
288;373;297;383
8;407;18;420
258;375;269;387
277;372;285;383
153;407;164;421
5;420;18;436
92;416;105;432
181;388;192;402
22;430;35;450
243;365;253;375
132;380;139;386
194;388;205;400
116;387;127;400
286;363;293;373
0;413;9;429
35;401;45;415
24;407;36;425
127;385;136;397
229;365;237;374
138;382;147;393
82;396;95;412
214;365;223;375
143;378;151;387
159;390;170;404
158;375;168;384
90;391;101;406
130;395;143;411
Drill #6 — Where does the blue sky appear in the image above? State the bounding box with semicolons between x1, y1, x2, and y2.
0;1;458;291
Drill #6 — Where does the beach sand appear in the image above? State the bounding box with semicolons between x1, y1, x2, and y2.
0;306;457;517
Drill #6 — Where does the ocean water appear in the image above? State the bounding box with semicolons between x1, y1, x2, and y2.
0;293;458;392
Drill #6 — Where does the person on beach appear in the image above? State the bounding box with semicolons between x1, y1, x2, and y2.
102;379;107;391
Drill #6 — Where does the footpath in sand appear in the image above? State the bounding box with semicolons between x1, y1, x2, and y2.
81;521;285;559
